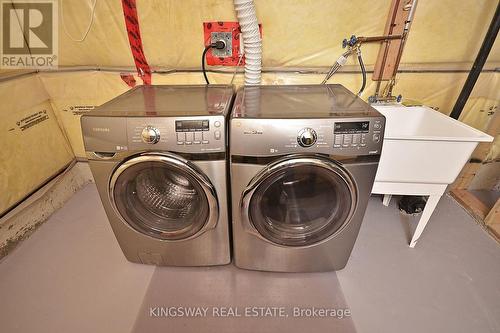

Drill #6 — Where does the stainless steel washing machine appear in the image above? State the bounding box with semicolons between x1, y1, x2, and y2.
230;84;385;272
81;85;233;266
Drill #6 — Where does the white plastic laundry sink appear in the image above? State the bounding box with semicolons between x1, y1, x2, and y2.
369;104;493;248
373;105;493;185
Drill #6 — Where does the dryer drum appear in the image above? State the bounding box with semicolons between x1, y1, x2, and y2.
248;162;356;247
112;160;210;240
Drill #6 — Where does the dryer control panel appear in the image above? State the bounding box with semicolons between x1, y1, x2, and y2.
230;117;385;157
333;119;383;148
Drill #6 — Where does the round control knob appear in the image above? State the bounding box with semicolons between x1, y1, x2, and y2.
141;126;160;144
297;128;317;147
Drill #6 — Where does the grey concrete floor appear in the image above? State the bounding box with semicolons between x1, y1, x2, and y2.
0;184;499;333
134;265;355;333
338;194;500;333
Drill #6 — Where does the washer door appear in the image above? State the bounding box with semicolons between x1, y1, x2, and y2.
243;156;357;247
109;153;218;240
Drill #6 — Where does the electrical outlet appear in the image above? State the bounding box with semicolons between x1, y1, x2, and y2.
203;22;242;66
210;32;232;58
203;22;262;66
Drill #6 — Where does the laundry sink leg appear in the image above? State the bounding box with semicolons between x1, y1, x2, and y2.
409;194;442;248
382;194;392;206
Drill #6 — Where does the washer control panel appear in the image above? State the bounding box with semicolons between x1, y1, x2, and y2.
174;119;220;146
127;116;225;153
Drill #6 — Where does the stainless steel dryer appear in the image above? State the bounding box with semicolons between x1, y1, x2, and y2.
230;84;385;272
81;85;233;266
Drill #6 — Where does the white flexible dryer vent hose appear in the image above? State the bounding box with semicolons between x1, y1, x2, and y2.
234;0;262;85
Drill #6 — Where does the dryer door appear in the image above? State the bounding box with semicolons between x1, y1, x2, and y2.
109;153;218;240
243;156;357;247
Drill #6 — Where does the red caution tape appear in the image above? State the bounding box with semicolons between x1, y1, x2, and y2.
120;73;137;87
121;0;151;85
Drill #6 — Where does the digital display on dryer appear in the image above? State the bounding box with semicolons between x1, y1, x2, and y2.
175;119;209;132
334;121;369;134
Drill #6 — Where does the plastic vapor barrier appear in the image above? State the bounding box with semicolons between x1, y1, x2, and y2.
56;0;499;68
0;75;73;214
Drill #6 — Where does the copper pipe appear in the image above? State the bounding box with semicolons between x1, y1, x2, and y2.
357;34;403;43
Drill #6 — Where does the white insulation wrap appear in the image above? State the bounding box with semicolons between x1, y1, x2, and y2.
234;0;262;85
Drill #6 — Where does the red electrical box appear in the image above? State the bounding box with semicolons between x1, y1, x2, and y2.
203;21;262;66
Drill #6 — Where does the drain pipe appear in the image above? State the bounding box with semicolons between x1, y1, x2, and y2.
234;0;262;85
450;2;499;120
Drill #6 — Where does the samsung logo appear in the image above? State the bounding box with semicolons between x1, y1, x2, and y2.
92;127;110;132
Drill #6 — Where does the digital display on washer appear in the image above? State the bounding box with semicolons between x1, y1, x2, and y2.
334;121;369;134
175;119;209;132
